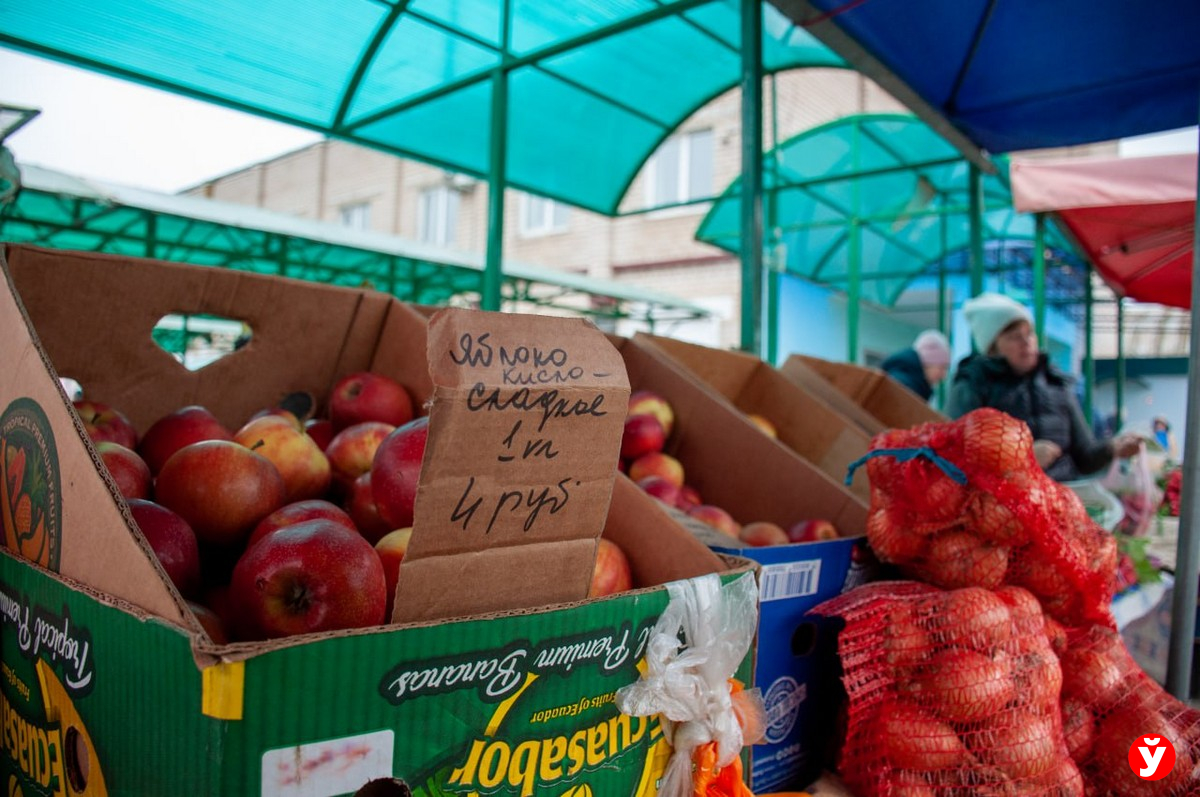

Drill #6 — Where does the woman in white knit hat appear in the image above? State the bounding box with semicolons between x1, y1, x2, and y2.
882;329;951;402
947;292;1140;481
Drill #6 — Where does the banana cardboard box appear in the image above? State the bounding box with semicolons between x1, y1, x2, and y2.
0;244;753;796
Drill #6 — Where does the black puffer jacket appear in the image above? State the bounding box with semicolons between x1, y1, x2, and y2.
881;348;933;401
946;353;1113;481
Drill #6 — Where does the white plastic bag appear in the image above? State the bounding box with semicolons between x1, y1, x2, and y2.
1102;441;1161;536
615;571;762;797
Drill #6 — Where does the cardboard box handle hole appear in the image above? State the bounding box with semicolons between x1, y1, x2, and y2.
355;778;412;797
791;622;818;658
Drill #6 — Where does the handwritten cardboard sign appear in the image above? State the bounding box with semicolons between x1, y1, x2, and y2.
389;308;630;623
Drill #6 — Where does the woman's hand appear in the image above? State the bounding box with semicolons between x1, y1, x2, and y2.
1033;440;1063;469
1111;433;1142;459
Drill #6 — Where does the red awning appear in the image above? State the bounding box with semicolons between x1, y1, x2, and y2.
1011;153;1197;309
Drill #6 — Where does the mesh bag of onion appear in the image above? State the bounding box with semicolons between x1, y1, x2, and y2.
858;408;1117;629
1053;623;1200;796
811;581;1081;796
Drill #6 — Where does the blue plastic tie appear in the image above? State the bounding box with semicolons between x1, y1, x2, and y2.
844;446;968;487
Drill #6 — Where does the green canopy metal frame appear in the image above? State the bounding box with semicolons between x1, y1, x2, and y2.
0;163;712;326
696;114;1087;360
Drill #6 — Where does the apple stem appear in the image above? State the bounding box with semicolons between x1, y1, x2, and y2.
250;439;265;452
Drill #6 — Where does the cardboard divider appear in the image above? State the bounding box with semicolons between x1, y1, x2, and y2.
785;354;945;431
614;335;868;535
639;334;873;500
777;356;887;436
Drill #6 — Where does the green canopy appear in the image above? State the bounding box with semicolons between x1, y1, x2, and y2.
0;163;711;324
696;114;1085;306
1;0;844;215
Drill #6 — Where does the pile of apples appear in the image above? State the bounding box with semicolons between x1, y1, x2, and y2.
619;390;840;548
76;372;632;643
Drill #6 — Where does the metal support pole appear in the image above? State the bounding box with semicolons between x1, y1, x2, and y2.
936;213;948;409
1033;213;1046;341
848;221;861;363
1115;298;1126;428
969;163;985;298
482;0;512;312
1166;138;1200;699
738;0;764;355
145;214;157;260
766;73;780;365
1084;270;1095;425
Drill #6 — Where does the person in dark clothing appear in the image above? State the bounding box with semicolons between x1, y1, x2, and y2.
882;329;951;401
947;293;1140;481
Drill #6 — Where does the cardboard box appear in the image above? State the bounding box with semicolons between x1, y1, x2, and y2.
614;335;868;534
0;245;753;795
672;514;874;792
638;334;873;501
782;355;944;433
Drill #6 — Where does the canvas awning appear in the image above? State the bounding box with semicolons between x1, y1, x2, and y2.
1012;154;1197;309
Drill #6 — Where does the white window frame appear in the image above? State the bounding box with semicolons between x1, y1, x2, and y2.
518;193;570;237
417;186;459;247
643;128;715;216
339;201;371;230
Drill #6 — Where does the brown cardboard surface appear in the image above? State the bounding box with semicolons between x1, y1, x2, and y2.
790;354;944;430
0;248;188;624
640;335;872;499
616;336;867;536
4;245;409;432
779;355;888;436
391;308;629;623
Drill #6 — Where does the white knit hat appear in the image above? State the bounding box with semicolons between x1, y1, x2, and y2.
913;329;951;367
962;293;1033;353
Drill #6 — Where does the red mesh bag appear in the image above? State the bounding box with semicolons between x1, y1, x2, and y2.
858;408;1116;628
811;581;1081;796
1055;623;1200;796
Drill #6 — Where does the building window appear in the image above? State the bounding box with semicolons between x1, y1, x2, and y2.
418;186;459;246
518;193;570;237
339;202;371;230
644;128;714;209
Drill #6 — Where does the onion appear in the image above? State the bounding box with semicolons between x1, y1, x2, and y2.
882;703;968;772
916;648;1015;723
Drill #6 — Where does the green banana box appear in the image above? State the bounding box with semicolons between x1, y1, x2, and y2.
0;245;754;796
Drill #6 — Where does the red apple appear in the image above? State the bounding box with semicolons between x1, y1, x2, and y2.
73;399;138;450
688;504;741;538
96;441;152;501
326;421;396;493
374;527;413;620
371;417;429;530
589;539;633;598
230;518;387;639
127;499;201;598
248;407;302;430
203;584;245;641
677;484;703;511
234;415;331;502
138;405;233;475
328;372;414;432
739;521;789;547
155;440;287;547
248;499;357;550
304;418;335;452
627;390;674;438
621;414;666;460
747;413;778;439
628;452;684;488
788;519;840;543
346;472;393;544
637;475;682;507
187;600;229;644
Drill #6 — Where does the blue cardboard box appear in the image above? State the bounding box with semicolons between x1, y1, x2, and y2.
705;532;875;792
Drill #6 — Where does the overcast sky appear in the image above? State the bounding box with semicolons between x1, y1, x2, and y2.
2;49;1197;195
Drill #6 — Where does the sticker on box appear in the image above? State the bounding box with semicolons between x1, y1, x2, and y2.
759;560;822;602
262;730;394;797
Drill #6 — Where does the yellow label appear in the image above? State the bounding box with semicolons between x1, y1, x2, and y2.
201;661;245;720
